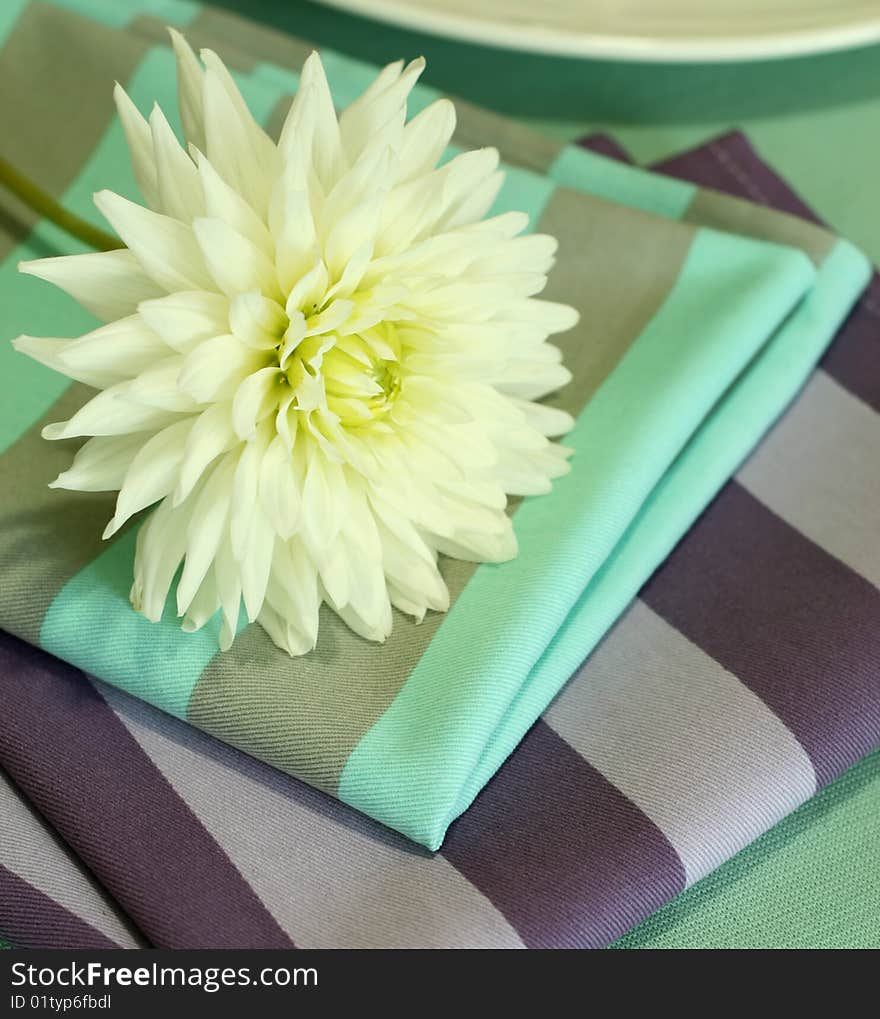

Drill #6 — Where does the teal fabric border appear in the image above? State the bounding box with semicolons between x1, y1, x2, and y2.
41;528;236;718
48;0;200;28
339;230;817;848
550;145;696;220
0;0;28;40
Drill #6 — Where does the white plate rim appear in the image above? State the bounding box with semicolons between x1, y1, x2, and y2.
315;0;880;62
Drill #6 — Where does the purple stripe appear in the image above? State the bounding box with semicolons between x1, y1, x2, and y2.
641;482;880;786
820;279;880;414
442;721;685;948
0;864;118;950
0;632;294;949
577;133;632;162
653;130;822;224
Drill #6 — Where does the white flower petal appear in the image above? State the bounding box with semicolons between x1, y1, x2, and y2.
50;433;145;492
232;365;282;440
499;298;580;333
303;299;354;338
376;172;445;255
301;448;346;553
285;259;328;318
137;290;229;352
432;521;518;563
178;334;266;403
177;451;236;613
15;316;170;390
19;249;165;321
324;194;384;281
398;98;455;182
198;153;273;255
168;27;206;152
131;493;189;622
513;399;574;437
42;383;183;440
192;217;282;301
94;190;214;292
229;291;287;349
174;402;238;504
113;83;159;208
150;103;204;222
258;433;301;539
200;49;277;167
181;570;220;633
239;513;274;621
492;359;573;400
212;528;243;644
201;61;276;220
229;435;264;560
275;391;298;452
274;187;318;294
262;537;320;653
279;52;345;188
105;416;196;536
127;356;199;412
332;594;391;644
340;57;424;163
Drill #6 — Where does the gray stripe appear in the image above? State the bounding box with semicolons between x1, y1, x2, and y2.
0;770;144;947
449;97;563;174
684;185;835;267
130;8;313;76
737;370;880;591
0;0;150;259
98;682;524;949
538;187;697;415
0;384;121;644
544;600;817;885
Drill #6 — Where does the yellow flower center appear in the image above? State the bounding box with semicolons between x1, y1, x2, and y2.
263;289;405;430
322;327;403;427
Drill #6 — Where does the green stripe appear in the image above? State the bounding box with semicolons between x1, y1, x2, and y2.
41;528;245;718
48;0;199;29
338;229;815;848
489;163;555;222
550;144;696;219
0;0;27;40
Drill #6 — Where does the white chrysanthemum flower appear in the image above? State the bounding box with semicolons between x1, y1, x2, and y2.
14;35;578;655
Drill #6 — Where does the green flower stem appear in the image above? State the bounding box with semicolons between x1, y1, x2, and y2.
0;154;122;252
